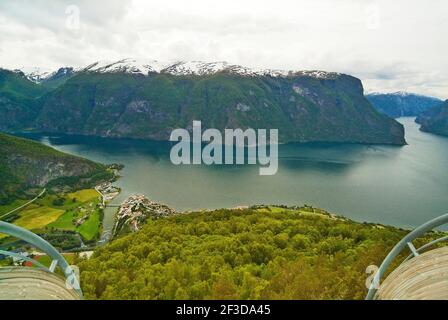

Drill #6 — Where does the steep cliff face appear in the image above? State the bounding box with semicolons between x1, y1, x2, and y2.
0;132;111;203
367;92;442;118
5;153;100;187
35;70;405;145
416;100;448;136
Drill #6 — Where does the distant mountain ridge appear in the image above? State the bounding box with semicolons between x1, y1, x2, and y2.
0;59;406;145
416;100;448;136
366;92;442;118
18;58;342;81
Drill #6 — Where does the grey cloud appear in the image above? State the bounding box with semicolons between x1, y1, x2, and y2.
0;0;446;99
0;0;130;29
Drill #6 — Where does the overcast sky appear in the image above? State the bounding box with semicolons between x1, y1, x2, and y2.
0;0;447;98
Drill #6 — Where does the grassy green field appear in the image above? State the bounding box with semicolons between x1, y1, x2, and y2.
77;209;101;241
258;205;336;219
48;210;77;230
34;189;99;210
0;188;103;242
34;253;76;267
49;208;102;241
50;189;102;241
0;204;65;239
67;189;99;203
13;205;65;229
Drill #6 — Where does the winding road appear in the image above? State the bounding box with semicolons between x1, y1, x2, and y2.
0;188;46;221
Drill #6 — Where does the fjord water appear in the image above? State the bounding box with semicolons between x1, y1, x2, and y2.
20;118;448;230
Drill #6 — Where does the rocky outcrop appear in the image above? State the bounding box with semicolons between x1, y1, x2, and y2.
7;154;96;187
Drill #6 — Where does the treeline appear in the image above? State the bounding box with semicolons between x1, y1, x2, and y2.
79;207;441;300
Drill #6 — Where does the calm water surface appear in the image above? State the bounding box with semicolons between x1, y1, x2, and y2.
19;118;448;231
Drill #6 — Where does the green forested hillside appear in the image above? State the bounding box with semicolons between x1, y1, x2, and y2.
0;69;48;100
0;69;48;131
416;100;448;136
35;72;405;144
79;206;441;300
0;132;112;204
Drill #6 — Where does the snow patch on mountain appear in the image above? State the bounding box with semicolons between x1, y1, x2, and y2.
79;58;340;79
367;91;410;97
366;91;440;99
16;67;56;83
79;59;169;75
17;66;75;83
16;58;341;82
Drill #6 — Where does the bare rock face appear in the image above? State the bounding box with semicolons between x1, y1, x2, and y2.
7;154;95;187
112;195;177;237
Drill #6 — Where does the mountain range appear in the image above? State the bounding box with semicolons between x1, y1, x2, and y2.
1;58;405;145
366;92;442;118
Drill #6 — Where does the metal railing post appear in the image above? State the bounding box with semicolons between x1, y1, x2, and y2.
0;221;83;298
366;213;448;300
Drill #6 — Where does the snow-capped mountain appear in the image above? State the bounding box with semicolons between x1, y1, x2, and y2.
16;66;74;84
79;58;340;79
16;58;341;83
367;91;427;98
16;67;55;83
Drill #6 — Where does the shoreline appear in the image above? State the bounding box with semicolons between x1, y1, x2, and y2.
13;129;407;147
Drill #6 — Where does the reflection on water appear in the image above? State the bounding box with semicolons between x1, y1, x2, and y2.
17;117;448;230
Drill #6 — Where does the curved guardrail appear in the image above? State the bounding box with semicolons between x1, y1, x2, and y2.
0;221;83;298
366;213;448;300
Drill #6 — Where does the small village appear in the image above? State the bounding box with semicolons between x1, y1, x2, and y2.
95;182;120;207
112;195;176;236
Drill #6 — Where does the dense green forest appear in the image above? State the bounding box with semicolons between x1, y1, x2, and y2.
78;206;442;300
